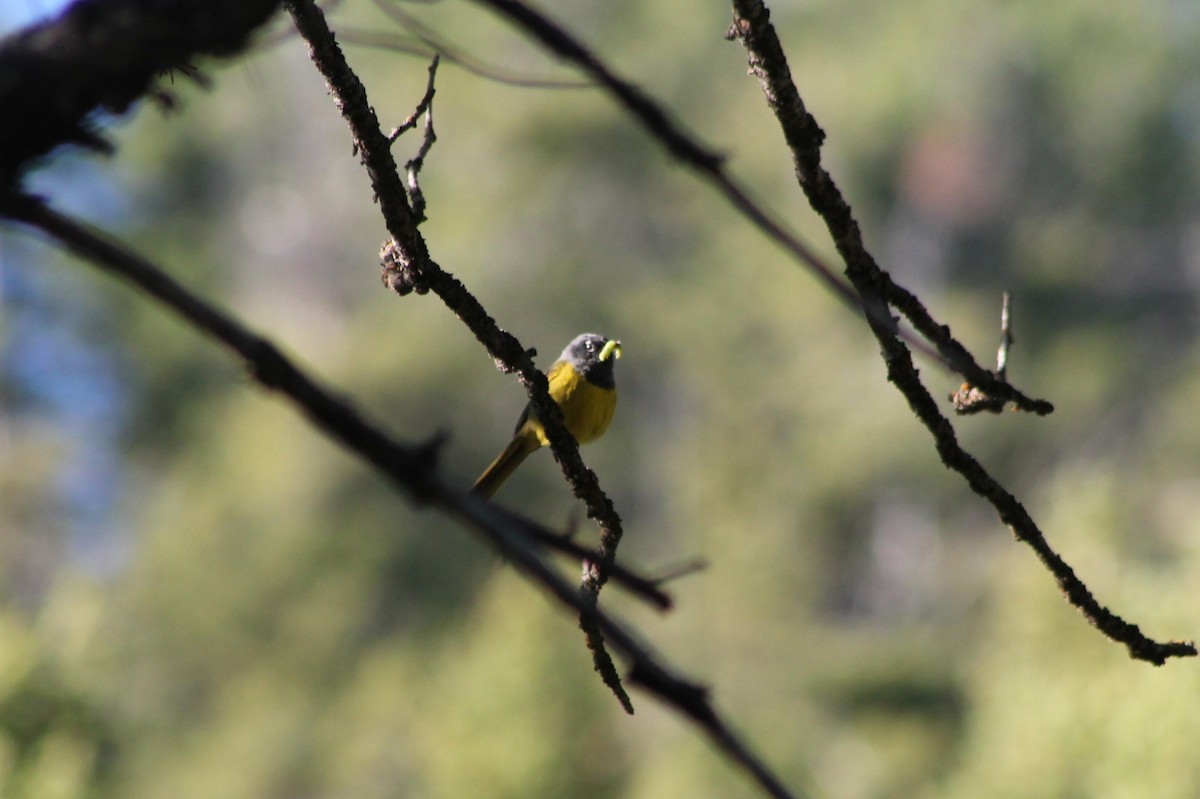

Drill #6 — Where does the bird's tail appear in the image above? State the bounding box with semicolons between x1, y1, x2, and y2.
471;433;541;498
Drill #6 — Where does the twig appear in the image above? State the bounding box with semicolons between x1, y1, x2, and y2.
283;0;634;712
1;192;807;799
488;504;673;609
950;292;1014;415
388;54;439;223
387;55;438;143
997;291;1013;379
727;0;1193;665
649;558;709;585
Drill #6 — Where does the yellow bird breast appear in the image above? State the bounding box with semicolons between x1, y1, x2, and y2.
558;377;617;444
531;363;618;446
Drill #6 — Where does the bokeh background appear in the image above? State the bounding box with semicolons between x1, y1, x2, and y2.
4;0;1200;797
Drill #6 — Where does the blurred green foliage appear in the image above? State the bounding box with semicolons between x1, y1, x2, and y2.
4;0;1200;796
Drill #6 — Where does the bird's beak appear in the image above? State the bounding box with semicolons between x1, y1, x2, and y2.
599;340;622;361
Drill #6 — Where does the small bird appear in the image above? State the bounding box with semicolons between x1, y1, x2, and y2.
472;333;621;498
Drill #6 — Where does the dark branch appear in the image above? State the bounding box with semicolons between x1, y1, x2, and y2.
723;6;1050;415
486;504;674;610
282;0;633;712
2;193;806;799
0;0;282;190
728;0;1193;665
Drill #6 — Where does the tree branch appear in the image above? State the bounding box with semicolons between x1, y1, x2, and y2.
1;193;807;799
283;0;634;712
0;0;281;190
726;0;1193;665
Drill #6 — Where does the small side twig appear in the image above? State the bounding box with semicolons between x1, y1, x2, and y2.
387;54;438;143
489;504;674;610
648;557;709;586
950;292;1015;415
388;54;439;222
997;291;1013;377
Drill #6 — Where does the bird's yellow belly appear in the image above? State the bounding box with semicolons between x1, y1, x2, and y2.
561;380;617;443
532;375;617;446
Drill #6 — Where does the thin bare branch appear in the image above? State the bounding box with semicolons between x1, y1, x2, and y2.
648;558;709;585
389;54;439;223
387;55;438;143
1;192;807;799
488;504;674;610
951;292;1014;415
997;291;1013;379
282;0;633;712
727;0;1193;665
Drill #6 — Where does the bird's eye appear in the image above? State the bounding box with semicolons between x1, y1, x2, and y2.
585;340;594;351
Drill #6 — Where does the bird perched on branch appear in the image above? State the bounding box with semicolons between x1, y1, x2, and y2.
472;333;621;498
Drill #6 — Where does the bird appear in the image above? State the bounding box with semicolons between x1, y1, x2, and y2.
471;332;621;498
